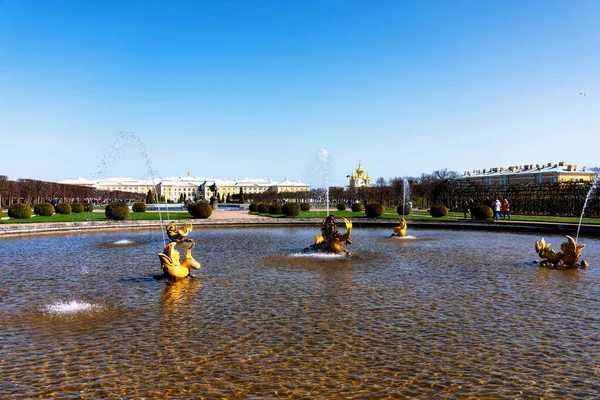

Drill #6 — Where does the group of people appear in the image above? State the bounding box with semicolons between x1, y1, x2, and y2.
462;198;511;221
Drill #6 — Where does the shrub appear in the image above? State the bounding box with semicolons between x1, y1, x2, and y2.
188;201;212;218
336;203;347;211
300;202;311;211
282;202;300;216
472;204;493;220
132;202;146;212
365;203;385;218
269;203;283;215
83;203;94;212
257;202;270;214
55;203;72;215
396;204;412;216
249;202;258;212
351;203;363;212
8;203;32;219
34;202;55;216
430;204;448;218
105;202;130;220
71;203;84;213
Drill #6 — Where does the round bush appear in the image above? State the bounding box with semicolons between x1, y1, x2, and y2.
105;202;130;220
300;202;311;211
132;202;146;212
396;204;412;216
249;203;258;212
269;203;283;215
365;203;385;218
336;203;347;211
188;201;212;218
351;203;363;212
430;204;448;218
472;204;493;220
83;202;94;212
8;203;32;219
71;203;84;213
282;202;300;216
34;202;55;216
257;203;270;214
55;203;72;215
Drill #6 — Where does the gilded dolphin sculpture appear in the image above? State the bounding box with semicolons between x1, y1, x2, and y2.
535;235;587;269
166;221;193;243
391;218;407;237
158;241;201;279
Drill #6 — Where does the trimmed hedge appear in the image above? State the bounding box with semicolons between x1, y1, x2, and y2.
472;204;493;220
249;203;258;212
269;203;283;215
300;202;311;211
351;203;363;212
365;203;385;218
8;203;32;219
257;203;270;214
34;202;55;216
55;203;72;215
105;202;130;220
336;203;347;211
396;204;412;216
430;204;448;218
71;203;84;213
83;203;94;212
188;201;212;218
132;202;146;212
282;202;300;216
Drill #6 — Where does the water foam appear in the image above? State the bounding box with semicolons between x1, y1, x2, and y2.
289;252;346;260
45;300;96;314
114;239;134;245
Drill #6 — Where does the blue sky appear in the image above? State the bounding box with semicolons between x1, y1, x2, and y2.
1;0;598;187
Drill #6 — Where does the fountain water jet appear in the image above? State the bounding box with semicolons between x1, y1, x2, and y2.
575;174;600;245
95;131;168;246
305;147;332;215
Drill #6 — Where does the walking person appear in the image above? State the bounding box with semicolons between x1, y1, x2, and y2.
502;199;511;220
493;199;502;221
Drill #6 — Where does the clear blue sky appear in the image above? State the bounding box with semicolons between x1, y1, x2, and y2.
1;0;598;187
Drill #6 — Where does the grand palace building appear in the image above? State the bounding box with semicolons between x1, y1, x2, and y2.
463;161;596;185
59;173;310;202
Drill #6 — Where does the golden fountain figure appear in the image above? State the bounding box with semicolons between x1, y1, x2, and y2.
306;215;353;255
535;235;588;269
158;221;201;279
390;218;407;237
166;221;193;243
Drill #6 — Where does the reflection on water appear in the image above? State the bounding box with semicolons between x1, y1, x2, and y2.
1;227;599;398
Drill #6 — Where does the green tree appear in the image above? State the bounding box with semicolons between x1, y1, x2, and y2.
239;188;245;204
146;189;155;204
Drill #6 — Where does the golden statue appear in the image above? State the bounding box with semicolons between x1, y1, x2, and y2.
158;241;202;279
306;215;353;254
535;235;588;269
166;221;193;243
158;222;201;279
390;218;407;237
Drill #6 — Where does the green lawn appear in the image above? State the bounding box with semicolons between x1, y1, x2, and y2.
3;209;600;225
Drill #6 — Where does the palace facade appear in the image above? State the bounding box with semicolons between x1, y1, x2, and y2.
59;173;310;202
463;162;596;185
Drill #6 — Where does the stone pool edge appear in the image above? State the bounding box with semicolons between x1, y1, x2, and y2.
1;218;600;238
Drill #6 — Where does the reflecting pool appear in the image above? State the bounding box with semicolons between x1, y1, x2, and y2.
1;227;599;398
